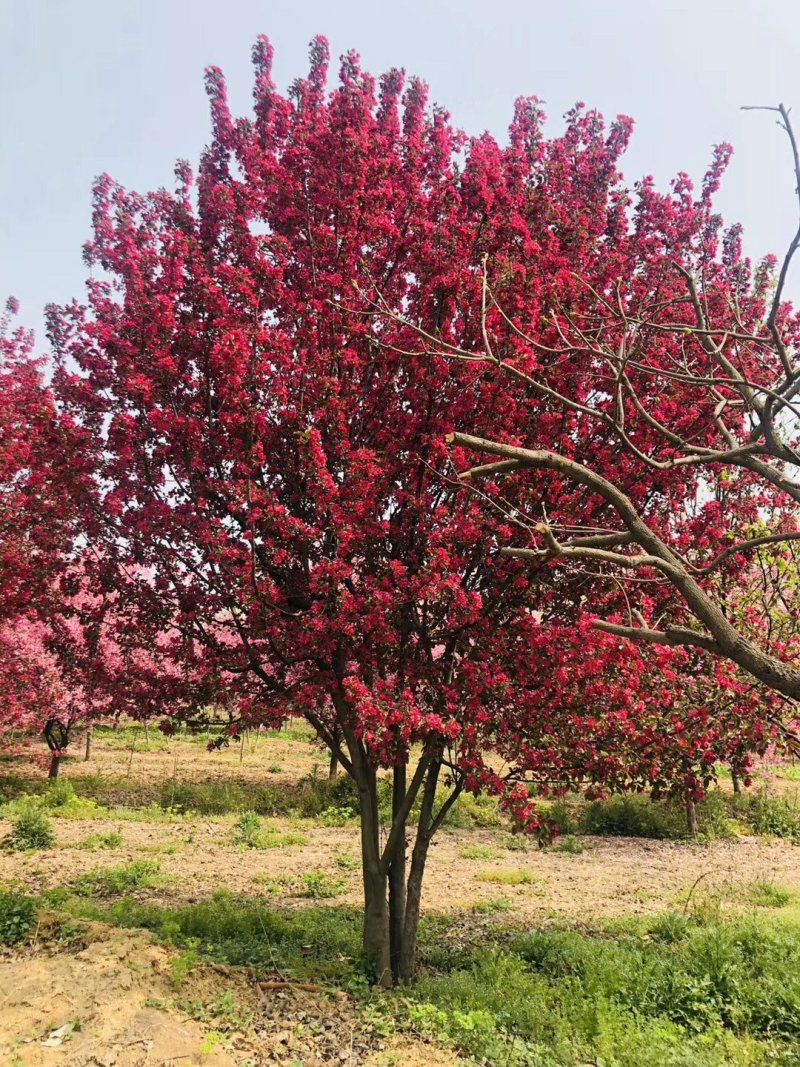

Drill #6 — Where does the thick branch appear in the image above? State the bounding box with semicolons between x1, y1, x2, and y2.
447;431;800;700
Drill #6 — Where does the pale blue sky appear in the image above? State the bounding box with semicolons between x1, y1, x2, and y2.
2;0;800;344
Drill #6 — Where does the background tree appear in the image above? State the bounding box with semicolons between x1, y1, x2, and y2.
0;300;85;621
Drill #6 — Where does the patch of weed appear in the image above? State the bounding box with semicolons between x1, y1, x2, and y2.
2;802;55;850
741;790;800;844
78;829;123;850
335;853;361;871
745;880;793;908
459;844;499;860
169;940;201;988
0;891;36;945
470;897;515;914
300;872;348;899
74;859;169;897
476;869;538;886
233;810;264;849
550;834;585;855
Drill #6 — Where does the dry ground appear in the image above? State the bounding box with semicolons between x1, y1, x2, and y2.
3;815;800;921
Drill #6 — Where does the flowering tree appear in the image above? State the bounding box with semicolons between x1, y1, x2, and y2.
0;301;85;621
0;302;92;770
48;39;787;982
0;613;103;777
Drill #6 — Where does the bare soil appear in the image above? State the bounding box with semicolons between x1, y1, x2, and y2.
3;816;800;919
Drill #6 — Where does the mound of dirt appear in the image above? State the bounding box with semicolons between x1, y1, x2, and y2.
1;923;241;1066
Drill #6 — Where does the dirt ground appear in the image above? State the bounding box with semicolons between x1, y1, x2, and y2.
3;814;800;921
2;730;800;1065
0;922;447;1066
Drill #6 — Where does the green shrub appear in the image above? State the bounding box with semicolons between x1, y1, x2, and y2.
583;795;684;839
581;791;740;841
2;802;55;850
0;891;36;945
544;798;581;836
443;791;503;830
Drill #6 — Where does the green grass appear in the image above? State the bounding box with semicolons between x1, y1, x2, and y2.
58;890;362;983
774;762;800;783
744;880;793;908
78;829;123;850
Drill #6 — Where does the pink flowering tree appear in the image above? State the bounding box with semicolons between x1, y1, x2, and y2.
47;39;790;982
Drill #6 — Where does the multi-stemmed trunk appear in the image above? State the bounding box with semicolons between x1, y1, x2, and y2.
347;742;457;985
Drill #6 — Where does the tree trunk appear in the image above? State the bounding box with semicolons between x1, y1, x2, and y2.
43;720;69;781
686;799;698;836
388;765;407;982
398;762;441;983
84;724;93;762
328;749;339;779
731;770;742;795
354;761;391;986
